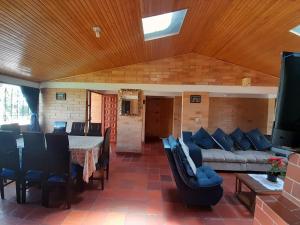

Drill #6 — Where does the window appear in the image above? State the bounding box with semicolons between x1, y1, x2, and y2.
290;24;300;36
142;9;187;41
0;84;31;125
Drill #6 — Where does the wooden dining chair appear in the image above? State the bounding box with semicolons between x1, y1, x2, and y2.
0;123;21;138
90;127;111;190
69;122;85;136
53;121;67;134
21;132;47;204
44;133;75;209
0;131;21;203
87;123;102;136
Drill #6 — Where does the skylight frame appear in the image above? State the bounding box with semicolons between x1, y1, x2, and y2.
289;24;300;36
142;9;188;41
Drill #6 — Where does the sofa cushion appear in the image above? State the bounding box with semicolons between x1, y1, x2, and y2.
201;149;246;163
230;128;252;150
212;128;234;151
196;166;223;187
182;131;193;143
179;138;197;176
192;128;217;149
246;129;272;150
234;150;274;163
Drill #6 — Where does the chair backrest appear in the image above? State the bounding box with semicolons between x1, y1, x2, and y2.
98;127;111;164
87;123;102;136
70;122;85;136
0;123;21;138
22;132;46;172
0;131;20;171
53;121;67;133
45;133;70;175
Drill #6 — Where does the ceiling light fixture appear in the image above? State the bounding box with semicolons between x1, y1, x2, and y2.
92;26;101;38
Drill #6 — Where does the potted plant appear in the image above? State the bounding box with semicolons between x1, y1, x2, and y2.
267;157;286;182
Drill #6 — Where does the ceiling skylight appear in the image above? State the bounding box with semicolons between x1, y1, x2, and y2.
290;24;300;36
142;9;187;41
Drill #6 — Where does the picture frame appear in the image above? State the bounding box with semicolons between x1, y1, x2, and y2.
190;95;201;103
56;92;66;101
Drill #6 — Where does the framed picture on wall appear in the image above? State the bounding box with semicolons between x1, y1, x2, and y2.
190;95;201;103
56;92;66;100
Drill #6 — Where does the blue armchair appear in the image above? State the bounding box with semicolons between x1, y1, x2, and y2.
182;131;203;167
162;136;223;206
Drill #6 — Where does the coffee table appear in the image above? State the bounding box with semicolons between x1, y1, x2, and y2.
235;173;282;213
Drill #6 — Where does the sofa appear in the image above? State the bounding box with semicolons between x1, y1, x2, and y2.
162;136;223;206
182;130;286;172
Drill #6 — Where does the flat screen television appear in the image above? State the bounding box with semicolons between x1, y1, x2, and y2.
272;51;300;149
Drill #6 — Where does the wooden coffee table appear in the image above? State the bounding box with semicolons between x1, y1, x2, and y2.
235;173;282;213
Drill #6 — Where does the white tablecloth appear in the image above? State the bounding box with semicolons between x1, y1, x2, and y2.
249;174;284;191
17;135;103;183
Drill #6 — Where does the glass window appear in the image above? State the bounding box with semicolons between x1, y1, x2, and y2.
0;83;31;125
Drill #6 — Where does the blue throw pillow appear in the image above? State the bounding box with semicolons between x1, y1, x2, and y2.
230;128;252;150
191;128;217;149
246;128;272;150
212;128;234;151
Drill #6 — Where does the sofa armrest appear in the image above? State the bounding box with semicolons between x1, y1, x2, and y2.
185;142;203;167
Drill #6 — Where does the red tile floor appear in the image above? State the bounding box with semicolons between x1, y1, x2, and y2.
0;142;253;225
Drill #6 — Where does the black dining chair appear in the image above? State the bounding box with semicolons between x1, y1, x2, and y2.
53;121;67;134
90;127;111;190
87;123;102;136
21;132;47;204
43;133;75;208
0;123;21;138
69;122;85;136
0;131;21;203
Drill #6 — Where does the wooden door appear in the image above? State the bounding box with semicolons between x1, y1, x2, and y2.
102;95;118;142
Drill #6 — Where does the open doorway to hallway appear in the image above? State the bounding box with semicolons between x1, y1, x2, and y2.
86;91;118;142
145;96;175;143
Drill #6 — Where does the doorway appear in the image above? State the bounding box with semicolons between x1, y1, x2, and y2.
86;91;118;142
145;96;174;142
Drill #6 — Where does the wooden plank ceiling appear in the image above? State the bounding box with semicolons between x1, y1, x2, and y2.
1;0;300;82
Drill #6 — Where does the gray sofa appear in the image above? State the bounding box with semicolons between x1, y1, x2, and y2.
182;131;286;172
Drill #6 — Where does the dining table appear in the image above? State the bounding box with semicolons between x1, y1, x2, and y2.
17;135;104;183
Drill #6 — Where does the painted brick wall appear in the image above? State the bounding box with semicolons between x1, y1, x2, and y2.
55;53;278;86
282;153;300;207
181;92;209;132
208;97;272;134
39;88;86;133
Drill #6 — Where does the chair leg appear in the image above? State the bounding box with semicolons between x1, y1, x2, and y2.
16;181;21;204
0;177;4;199
22;181;26;204
101;176;104;190
106;164;109;180
42;184;49;207
66;181;71;209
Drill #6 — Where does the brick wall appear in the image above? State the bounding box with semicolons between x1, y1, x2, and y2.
181;92;209;132
208;97;272;134
39;88;86;133
55;53;278;86
282;153;300;207
116;93;144;153
173;96;182;138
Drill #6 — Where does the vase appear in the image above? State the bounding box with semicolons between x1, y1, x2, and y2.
267;172;278;182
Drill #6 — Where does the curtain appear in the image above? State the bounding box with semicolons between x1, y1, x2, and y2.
21;86;41;132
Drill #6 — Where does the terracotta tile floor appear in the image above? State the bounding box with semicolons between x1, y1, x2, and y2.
0;142;253;225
